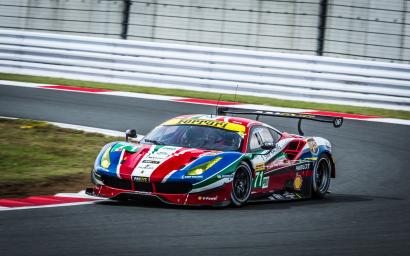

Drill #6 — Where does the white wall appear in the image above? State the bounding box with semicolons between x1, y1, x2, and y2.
128;0;320;54
325;0;409;62
0;0;123;37
0;0;408;63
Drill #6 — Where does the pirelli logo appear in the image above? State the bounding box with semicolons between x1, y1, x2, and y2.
163;118;246;133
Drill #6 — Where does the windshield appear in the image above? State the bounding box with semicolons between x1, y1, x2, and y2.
141;125;243;151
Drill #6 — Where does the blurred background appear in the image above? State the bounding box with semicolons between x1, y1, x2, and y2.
0;0;409;63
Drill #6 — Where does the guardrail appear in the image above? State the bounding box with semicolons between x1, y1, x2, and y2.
0;29;409;111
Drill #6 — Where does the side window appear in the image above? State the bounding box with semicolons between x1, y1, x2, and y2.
248;126;275;152
268;128;281;143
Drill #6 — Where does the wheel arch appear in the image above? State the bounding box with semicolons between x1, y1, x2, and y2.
321;151;336;178
240;157;255;178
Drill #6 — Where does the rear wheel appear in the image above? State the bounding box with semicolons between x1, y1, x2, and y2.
312;154;332;198
231;162;252;207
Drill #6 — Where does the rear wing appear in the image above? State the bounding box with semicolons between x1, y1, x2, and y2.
217;107;343;136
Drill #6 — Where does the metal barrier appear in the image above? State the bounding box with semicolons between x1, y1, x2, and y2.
0;29;409;111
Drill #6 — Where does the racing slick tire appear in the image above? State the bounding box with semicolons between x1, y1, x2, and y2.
312;154;332;199
230;162;252;207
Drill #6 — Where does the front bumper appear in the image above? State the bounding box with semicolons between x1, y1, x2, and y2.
88;171;232;207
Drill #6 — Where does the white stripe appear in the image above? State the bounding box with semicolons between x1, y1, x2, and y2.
116;150;125;178
364;118;410;126
0;80;46;88
102;90;182;101
190;177;233;193
161;170;178;183
131;145;157;177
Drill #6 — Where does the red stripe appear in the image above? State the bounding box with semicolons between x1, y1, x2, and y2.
119;145;151;179
149;148;199;182
0;196;96;208
302;111;380;119
40;85;111;93
175;98;241;106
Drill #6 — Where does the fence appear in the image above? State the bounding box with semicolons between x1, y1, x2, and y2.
0;0;409;63
0;29;409;111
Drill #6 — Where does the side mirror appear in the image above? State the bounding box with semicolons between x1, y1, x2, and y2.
125;129;137;142
260;142;275;151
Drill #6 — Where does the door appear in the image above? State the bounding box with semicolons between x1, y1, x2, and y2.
247;126;289;192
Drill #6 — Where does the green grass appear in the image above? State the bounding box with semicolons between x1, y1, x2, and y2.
1;72;409;120
0;118;120;184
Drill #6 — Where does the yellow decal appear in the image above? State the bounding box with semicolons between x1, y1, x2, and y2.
293;174;303;191
163;118;246;133
255;163;265;171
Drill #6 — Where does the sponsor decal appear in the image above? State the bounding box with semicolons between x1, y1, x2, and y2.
295;163;310;171
183;175;204;179
283;192;297;199
303;157;317;161
156;151;170;156
262;176;269;189
139;164;155;170
268;194;284;200
254;171;268;189
133;176;149;183
271;112;315;119
163;118;246;133
131;146;180;178
200;151;219;157
142;160;161;164
216;174;233;179
268;192;302;201
198;196;218;201
293;174;303;191
307;138;318;154
255;163;265;171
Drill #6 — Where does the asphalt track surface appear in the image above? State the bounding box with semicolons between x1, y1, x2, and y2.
0;85;409;256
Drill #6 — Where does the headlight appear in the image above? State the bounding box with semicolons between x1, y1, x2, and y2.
100;146;112;169
186;157;222;176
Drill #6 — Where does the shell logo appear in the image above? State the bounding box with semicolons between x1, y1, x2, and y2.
293;174;303;191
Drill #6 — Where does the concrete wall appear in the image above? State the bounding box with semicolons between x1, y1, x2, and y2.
0;0;123;37
128;0;320;54
0;0;408;63
325;0;410;62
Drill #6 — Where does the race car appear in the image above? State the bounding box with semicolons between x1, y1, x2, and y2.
86;108;343;207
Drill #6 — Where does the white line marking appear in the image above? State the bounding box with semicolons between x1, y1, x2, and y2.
0;201;100;211
54;190;104;200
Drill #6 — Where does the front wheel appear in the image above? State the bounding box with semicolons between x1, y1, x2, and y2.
231;162;252;207
312;154;332;198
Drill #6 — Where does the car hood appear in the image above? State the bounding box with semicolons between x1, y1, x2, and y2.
95;142;233;183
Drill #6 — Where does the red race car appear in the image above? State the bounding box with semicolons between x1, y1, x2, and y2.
87;108;343;207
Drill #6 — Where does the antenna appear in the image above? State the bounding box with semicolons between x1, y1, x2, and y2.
215;94;223;116
233;84;239;103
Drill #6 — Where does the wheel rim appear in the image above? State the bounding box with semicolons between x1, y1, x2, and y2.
232;166;251;202
315;158;330;193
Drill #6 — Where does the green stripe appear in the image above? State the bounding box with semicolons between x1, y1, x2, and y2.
192;156;243;189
